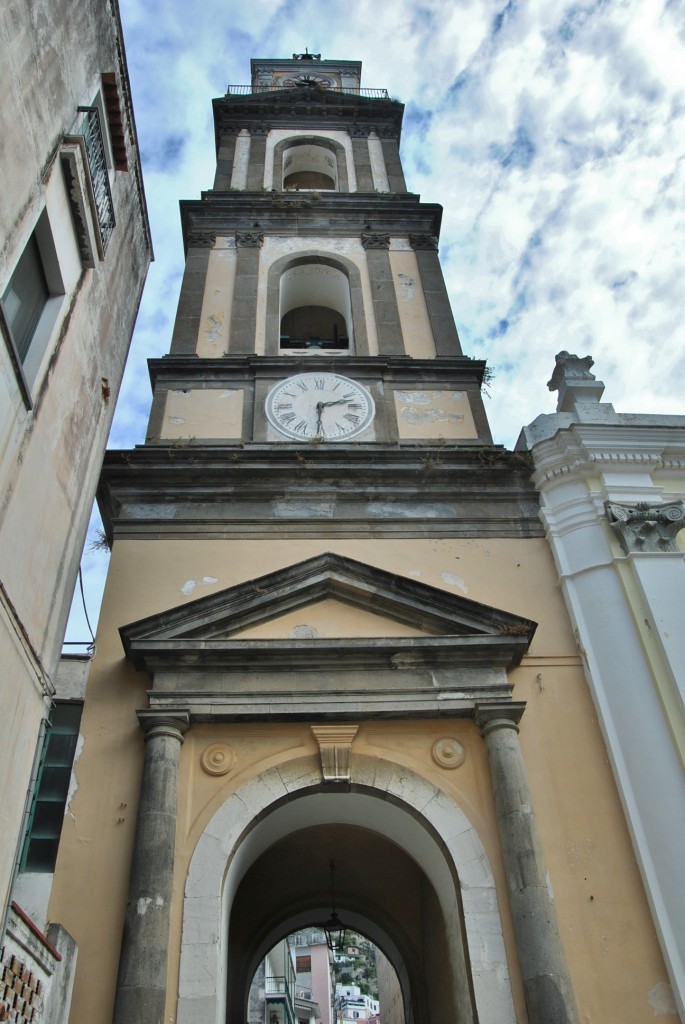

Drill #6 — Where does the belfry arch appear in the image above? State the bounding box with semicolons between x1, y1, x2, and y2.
265;251;370;355
177;755;517;1024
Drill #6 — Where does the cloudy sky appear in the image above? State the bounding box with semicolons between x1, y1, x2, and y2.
65;0;685;645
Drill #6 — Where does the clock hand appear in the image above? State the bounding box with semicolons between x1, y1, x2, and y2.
319;399;350;408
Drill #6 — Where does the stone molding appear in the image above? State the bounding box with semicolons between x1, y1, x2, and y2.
234;231;264;248
137;710;190;743
409;233;439;251
606;500;685;553
474;701;526;737
361;231;390;249
311;725;359;781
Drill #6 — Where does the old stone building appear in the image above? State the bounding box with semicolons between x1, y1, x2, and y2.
47;54;678;1023
0;0;151;1017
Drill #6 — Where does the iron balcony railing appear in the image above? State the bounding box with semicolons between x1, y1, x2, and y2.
227;84;390;98
77;106;115;251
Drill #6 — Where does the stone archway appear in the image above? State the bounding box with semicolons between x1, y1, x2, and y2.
176;754;516;1024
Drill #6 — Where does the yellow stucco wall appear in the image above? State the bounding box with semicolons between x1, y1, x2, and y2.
48;536;676;1023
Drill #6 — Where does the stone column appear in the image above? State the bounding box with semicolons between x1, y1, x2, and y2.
409;234;462;355
361;232;404;355
169;234;215;354
113;711;189;1024
228;231;264;354
475;703;579;1024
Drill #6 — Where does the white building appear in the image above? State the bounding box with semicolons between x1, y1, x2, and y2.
519;351;685;1020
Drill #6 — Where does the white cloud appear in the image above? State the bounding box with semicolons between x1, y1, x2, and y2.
65;0;685;641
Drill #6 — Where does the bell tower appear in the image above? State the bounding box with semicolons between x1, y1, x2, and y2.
48;53;677;1024
143;52;495;452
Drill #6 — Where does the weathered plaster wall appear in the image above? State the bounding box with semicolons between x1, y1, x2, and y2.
47;535;676;1023
195;240;237;357
0;0;151;918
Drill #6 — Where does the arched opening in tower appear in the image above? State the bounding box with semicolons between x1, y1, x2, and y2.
283;142;338;190
279;262;353;352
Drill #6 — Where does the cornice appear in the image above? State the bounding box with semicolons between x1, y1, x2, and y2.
97;443;542;542
530;422;685;487
179;193;444;252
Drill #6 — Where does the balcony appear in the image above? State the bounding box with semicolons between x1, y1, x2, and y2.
227;84;389;99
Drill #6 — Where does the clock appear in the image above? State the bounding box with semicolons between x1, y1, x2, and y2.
265;372;375;441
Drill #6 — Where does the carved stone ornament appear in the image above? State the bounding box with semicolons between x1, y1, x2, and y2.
235;231;264;248
311;725;359;782
606;500;685;553
201;743;236;776
547;350;596;392
186;232;216;249
376;125;400;139
432;738;466;769
350;125;371;138
409;234;439;251
361;232;390;250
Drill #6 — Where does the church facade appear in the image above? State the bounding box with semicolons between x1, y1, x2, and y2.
47;55;677;1024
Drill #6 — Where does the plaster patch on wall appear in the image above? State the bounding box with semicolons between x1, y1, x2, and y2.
204;313;225;342
169;416;185;425
647;981;677;1016
181;576;219;596
409;570;421;577
137;897;151;916
273;501;335;518
290;625;322;639
397;274;415;301
397;390;434;405
65;734;85;820
440;572;468;592
402;407;465;427
367;502;457;519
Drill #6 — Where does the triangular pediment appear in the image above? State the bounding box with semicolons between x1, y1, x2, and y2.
120;552;536;673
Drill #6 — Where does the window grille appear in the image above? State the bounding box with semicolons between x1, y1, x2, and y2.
77;106;115;250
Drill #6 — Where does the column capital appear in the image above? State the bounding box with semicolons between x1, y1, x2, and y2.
409;233;439;251
137;709;190;743
235;230;264;248
361;231;390;250
350;125;371;138
474;701;526;737
186;231;216;249
606;499;685;553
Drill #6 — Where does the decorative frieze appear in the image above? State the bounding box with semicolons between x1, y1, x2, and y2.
361;231;390;250
606;500;685;553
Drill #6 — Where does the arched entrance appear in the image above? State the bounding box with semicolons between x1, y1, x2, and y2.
177;756;517;1024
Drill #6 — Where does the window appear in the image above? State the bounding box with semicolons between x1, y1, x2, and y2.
279;261;352;352
1;212;64;368
20;702;83;873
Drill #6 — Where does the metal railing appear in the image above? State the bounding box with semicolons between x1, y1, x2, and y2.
227;84;390;99
77;106;115;251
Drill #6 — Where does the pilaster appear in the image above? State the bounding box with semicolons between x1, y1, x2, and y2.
169;235;215;355
228;231;263;354
409;234;462;355
361;232;404;355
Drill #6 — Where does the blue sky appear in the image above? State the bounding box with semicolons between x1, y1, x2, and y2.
65;0;685;646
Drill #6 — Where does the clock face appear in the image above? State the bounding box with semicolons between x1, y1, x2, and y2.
266;373;375;441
